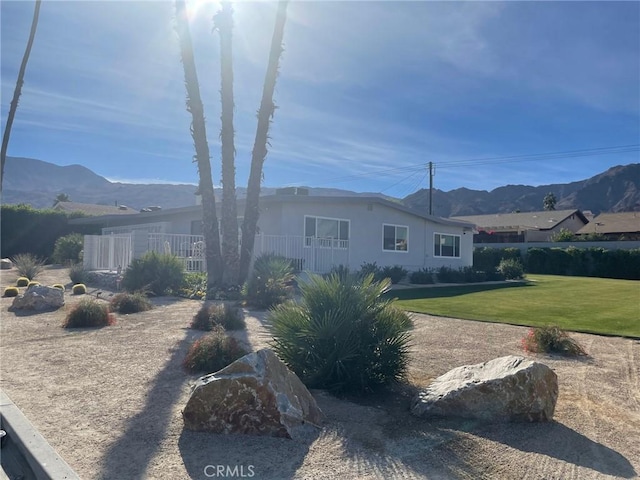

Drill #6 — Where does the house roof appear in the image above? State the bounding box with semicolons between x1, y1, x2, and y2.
69;195;475;229
53;201;139;216
451;209;588;232
576;212;640;235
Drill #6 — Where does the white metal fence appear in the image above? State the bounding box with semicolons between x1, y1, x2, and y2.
83;233;350;274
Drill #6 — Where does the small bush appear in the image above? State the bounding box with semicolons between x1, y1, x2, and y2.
52;284;65;291
381;265;408;284
72;283;87;295
110;292;152;314
436;266;463;283
359;261;383;281
521;326;586;356
183;327;249;374
11;253;46;280
269;273;413;395
3;287;19;297
16;277;29;287
243;254;294;309
497;258;525;280
63;299;114;328
409;268;434;284
460;267;487;283
179;272;207;299
52;233;84;264
27;281;41;288
191;303;245;331
69;262;87;285
122;251;184;296
326;264;353;282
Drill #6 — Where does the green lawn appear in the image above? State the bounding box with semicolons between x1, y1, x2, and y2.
391;275;640;338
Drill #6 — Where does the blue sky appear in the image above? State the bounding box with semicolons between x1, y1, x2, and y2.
1;1;639;197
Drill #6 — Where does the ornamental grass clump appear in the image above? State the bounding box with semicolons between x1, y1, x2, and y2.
521;325;586;357
11;253;46;280
63;299;114;328
109;292;152;314
191;303;245;331
269;273;413;395
183;326;249;374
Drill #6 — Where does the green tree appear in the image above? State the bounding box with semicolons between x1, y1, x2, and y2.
214;2;240;286
53;192;70;206
549;228;576;242
543;192;557;211
175;0;223;291
239;0;289;284
1;0;42;190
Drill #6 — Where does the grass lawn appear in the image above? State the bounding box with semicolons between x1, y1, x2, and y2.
391;275;640;338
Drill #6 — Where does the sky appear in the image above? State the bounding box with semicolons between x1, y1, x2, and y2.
1;0;639;198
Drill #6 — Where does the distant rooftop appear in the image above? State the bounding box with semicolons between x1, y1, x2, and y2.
451;209;587;231
53;201;138;216
577;212;640;235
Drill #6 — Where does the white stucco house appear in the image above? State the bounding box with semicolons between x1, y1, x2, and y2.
70;193;474;274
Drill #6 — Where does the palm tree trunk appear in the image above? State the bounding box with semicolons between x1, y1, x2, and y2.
239;0;289;284
215;2;239;286
1;0;42;191
175;0;223;290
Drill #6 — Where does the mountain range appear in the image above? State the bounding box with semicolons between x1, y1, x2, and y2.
2;157;639;216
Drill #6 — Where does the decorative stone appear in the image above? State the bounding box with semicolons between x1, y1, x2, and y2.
10;285;65;311
183;349;324;439
411;355;558;422
0;258;12;270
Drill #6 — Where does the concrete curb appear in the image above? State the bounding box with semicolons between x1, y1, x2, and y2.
1;389;79;480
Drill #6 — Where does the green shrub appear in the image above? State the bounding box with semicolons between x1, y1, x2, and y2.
243;254;294;309
72;284;87;295
10;253;45;280
269;273;413;395
179;271;207;299
191;303;245;331
63;299;114;328
381;265;408;284
436;266;464;283
69;262;87;285
27;281;41;288
359;261;384;281
521;326;586;356
460;266;487;283
16;277;29;287
109;292;152;314
121;251;184;296
183;327;249;374
326;264;353;282
497;258;525;280
3;287;19;297
550;228;576;242
52;233;84;264
409;268;434;284
52;284;65;291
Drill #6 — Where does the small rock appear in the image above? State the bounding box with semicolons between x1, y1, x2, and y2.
10;285;65;310
0;258;12;270
411;355;558;422
183;349;324;439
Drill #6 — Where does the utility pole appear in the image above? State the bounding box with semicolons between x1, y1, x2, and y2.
428;161;435;215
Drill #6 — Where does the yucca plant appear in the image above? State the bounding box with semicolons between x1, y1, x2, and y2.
269;273;413;395
10;253;45;280
243;254;295;309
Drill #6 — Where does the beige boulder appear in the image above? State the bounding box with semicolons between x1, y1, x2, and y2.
183;349;324;439
411;355;558;422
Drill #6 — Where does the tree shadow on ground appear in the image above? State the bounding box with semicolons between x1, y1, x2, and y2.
471;421;637;478
98;328;201;479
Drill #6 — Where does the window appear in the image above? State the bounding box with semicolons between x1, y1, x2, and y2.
383;224;408;252
434;233;460;257
304;216;349;248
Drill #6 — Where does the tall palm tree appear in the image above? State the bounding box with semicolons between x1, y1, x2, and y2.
1;0;42;190
214;2;239;286
239;0;289;283
175;0;223;289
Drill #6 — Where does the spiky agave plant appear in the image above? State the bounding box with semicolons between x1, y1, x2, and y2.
269;273;413;395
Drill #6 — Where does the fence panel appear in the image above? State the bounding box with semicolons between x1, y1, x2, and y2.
254;234;349;273
83;234;132;272
147;233;206;272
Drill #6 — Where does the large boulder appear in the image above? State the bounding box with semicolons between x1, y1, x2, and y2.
411;355;557;422
183;349;324;439
10;285;65;311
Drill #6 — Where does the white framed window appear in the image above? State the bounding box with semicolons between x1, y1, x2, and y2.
434;233;461;258
383;224;408;252
304;216;349;248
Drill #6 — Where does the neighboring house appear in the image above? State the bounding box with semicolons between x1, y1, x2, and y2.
70;193;474;274
576;212;640;240
451;209;589;243
53;201;139;216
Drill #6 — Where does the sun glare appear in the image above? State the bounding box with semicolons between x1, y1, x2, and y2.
186;0;219;22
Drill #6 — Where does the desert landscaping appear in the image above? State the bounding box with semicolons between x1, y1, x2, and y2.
1;266;639;479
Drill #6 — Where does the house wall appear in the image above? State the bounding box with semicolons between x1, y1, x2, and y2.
525;214;587;242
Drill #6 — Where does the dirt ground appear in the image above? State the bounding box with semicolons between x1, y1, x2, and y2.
1;266;639;480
